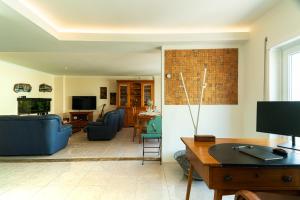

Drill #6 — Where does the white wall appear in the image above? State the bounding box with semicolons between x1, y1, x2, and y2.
0;60;54;114
53;76;65;116
269;49;282;101
62;76;160;120
154;75;162;111
0;61;162;120
161;43;246;162
243;0;300;137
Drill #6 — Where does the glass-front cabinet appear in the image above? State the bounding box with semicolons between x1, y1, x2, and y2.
119;84;129;107
117;80;154;127
142;83;154;107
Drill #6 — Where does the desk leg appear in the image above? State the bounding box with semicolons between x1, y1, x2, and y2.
213;190;223;200
186;164;193;200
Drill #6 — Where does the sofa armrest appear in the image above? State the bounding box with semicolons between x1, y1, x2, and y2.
59;124;72;136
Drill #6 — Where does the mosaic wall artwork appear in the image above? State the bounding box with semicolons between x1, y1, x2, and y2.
164;48;238;105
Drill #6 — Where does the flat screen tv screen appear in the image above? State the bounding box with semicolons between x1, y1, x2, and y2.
72;96;96;110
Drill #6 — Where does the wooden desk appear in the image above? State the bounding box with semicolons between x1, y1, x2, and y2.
181;137;300;200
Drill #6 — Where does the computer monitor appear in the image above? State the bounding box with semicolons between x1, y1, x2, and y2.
257;101;300;150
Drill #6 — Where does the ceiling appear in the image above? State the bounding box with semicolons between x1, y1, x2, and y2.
0;0;280;75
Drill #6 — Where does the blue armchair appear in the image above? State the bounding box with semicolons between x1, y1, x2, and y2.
0;114;72;156
87;112;119;140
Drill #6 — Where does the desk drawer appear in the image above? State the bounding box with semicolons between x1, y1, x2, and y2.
211;167;300;190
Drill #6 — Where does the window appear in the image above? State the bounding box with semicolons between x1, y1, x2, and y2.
288;52;300;100
281;43;300;101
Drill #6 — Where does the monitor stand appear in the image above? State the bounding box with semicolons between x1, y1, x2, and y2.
278;136;300;151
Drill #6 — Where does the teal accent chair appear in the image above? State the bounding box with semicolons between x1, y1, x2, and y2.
141;115;162;165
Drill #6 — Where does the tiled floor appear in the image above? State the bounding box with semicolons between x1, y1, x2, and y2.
0;128;158;161
0;161;234;200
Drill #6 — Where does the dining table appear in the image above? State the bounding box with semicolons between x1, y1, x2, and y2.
135;111;161;143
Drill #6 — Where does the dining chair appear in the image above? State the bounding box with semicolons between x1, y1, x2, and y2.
141;115;162;165
132;106;140;142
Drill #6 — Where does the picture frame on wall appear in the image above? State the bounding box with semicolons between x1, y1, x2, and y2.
110;92;116;105
100;87;107;99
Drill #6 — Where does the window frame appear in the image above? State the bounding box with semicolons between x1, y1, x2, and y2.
282;44;300;100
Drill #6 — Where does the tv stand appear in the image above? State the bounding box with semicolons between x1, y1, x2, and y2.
69;112;93;133
278;136;300;151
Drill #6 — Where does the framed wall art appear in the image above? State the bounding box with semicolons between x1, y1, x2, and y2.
110;92;116;105
100;87;107;99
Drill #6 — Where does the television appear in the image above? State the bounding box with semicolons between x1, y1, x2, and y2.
72;96;96;110
18;98;51;115
257;101;300;150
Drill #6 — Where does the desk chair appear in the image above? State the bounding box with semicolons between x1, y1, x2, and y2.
141;116;161;165
235;190;300;200
235;190;261;200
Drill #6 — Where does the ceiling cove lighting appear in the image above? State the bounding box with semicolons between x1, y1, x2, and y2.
17;0;250;34
20;0;59;31
2;0;250;41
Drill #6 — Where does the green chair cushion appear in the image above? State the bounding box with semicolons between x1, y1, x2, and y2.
141;133;161;139
146;116;161;133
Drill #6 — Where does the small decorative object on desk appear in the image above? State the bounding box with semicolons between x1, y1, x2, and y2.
180;64;215;142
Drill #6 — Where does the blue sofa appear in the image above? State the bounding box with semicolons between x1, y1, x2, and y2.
0;114;72;156
116;108;125;131
95;108;125;131
87;111;119;140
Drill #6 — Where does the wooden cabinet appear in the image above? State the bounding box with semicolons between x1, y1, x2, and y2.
119;83;130;107
117;80;154;127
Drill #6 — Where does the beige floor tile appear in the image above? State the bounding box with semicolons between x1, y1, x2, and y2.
31;185;75;200
135;183;170;200
0;185;15;196
0;185;42;200
79;171;112;186
0;161;235;200
65;186;103;200
0;128;159;161
48;171;87;186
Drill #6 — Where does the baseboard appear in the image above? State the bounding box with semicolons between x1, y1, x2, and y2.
0;157;160;163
